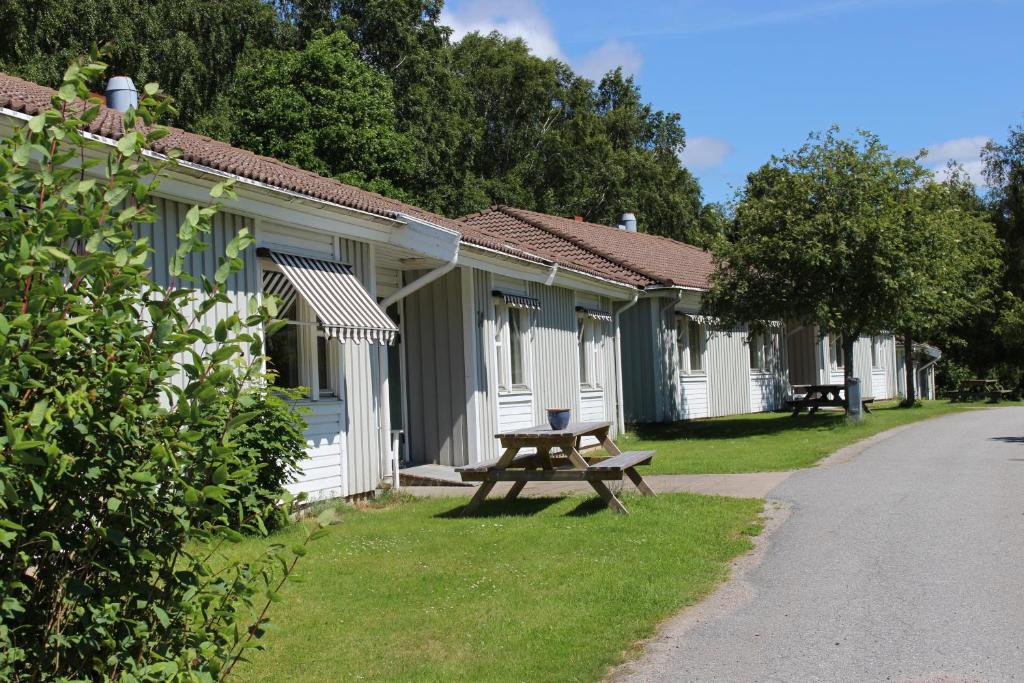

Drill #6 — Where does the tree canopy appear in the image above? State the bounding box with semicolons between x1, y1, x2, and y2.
704;127;1000;394
0;0;712;242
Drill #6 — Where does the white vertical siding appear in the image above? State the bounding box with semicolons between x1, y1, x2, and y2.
474;270;500;461
707;327;752;417
528;283;578;424
289;401;346;499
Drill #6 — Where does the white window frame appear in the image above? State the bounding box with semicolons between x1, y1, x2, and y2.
262;264;342;402
495;302;531;393
677;317;706;376
830;335;845;370
749;330;778;374
577;314;603;389
871;335;882;369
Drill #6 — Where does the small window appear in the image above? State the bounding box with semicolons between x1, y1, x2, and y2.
749;332;763;370
688;320;705;373
266;303;302;388
508;307;525;386
831;335;845;369
871;336;882;369
496;303;529;391
577;315;601;388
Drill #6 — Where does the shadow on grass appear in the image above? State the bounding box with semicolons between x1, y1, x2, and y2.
434;496;564;519
630;411;847;443
991;436;1024;444
565;496;610;517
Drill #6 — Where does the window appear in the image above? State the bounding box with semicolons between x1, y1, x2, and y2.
677;318;706;375
749;332;764;370
266;302;301;388
264;283;338;400
830;335;845;369
496;303;529;391
871;336;882;369
749;330;777;372
577;315;602;387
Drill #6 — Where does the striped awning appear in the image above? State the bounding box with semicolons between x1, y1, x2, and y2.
492;290;541;310
263;251;398;345
677;313;719;325
575;306;613;322
262;271;297;313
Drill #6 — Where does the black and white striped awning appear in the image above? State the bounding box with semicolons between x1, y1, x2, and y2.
677;312;718;325
492;290;541;310
261;250;398;345
575;306;613;322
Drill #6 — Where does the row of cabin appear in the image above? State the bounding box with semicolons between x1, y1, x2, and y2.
0;73;937;501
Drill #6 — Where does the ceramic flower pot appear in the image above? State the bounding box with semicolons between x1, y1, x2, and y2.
547;408;571;431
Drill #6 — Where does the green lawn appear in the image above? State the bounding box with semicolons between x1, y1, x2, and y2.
230;493;762;683
623;399;1005;475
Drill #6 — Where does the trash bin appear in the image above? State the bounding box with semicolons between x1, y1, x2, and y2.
847;377;863;422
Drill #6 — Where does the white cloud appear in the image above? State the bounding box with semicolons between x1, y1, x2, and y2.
442;1;642;78
442;0;565;60
575;40;644;79
922;135;991;187
678;137;734;169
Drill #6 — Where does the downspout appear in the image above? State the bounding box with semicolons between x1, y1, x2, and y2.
377;246;460;490
660;290;683;420
613;290;641;435
544;262;559;286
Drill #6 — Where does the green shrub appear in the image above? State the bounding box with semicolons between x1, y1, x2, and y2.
0;52;328;680
212;389;309;533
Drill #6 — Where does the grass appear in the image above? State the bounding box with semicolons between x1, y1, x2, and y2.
622;399;1013;475
229;493;763;683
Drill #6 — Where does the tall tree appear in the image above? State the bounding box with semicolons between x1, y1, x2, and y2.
0;0;278;129
888;168;1002;404
226;31;415;197
704;128;927;407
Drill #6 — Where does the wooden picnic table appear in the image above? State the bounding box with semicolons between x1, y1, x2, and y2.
954;379;1011;402
788;384;874;416
455;421;655;515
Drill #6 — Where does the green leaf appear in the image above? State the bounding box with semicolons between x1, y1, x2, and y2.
317;508;337;528
12;144;30;166
28;399;48;427
107;497;122;513
211;464;228;485
152;605;170;628
115;131;140;157
27;114;46;133
130;471;157;484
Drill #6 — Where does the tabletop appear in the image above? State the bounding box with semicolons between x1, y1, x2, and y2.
494;421;612;441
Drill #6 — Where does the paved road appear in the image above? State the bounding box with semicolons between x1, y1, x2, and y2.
615;407;1024;683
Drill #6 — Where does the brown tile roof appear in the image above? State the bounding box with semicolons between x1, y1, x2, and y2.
0;73;712;290
0;72;552;266
472;206;715;290
457;207;654;288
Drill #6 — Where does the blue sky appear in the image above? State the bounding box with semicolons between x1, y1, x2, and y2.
441;0;1024;204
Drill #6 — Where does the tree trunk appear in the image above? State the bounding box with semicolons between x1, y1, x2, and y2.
902;332;916;407
843;334;856;411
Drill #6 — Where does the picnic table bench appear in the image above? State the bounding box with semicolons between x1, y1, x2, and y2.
787;384;874;416
955;379;1012;402
456;421;655;515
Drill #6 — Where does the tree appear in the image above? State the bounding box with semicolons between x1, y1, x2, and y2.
889;167;1002;404
0;0;278;130
227;31;416;197
704;128;929;409
0;55;327;678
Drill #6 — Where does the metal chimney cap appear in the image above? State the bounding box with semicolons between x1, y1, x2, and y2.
620;212;638;232
105;76;139;113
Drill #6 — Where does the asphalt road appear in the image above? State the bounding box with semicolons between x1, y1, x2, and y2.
615;407;1024;683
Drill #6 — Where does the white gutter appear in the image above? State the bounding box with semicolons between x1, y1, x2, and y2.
379;247;460;312
613;291;641;434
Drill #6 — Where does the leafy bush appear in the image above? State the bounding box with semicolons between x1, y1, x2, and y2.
209;389;308;533
0;52;327;680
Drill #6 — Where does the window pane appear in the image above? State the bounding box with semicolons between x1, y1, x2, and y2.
749;333;758;369
266;323;301;388
317;335;332;396
689;321;703;371
577;318;588;384
509;309;524;386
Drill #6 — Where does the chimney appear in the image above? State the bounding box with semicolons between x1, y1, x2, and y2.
105;76;139;113
573;215;584;222
620;212;637;232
